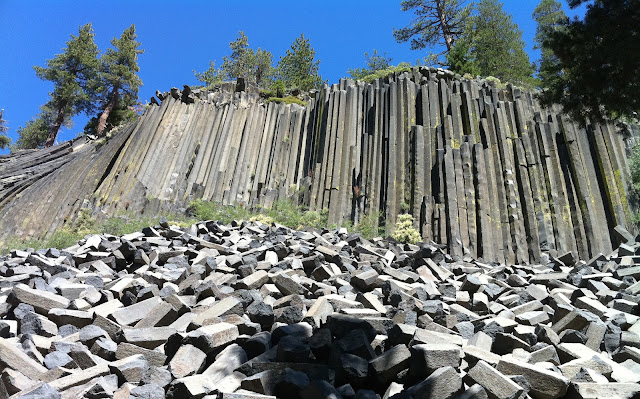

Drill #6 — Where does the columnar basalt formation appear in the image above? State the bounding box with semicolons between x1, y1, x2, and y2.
0;68;637;263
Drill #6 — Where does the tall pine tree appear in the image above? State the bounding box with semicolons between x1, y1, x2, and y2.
445;15;480;76
34;24;99;147
221;31;252;82
13;106;61;150
394;0;471;62
532;0;567;89
277;34;323;91
215;32;273;87
93;24;144;137
468;0;535;86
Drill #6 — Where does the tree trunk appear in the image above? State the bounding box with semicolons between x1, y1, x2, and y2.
96;85;119;137
44;103;67;148
436;0;455;52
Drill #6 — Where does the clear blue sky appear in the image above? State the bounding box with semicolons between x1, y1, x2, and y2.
0;0;586;149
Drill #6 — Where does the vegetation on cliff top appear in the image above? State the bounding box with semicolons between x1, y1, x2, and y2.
194;32;324;96
0;110;10;150
394;0;471;63
6;0;639;151
86;24;144;138
14;24;143;150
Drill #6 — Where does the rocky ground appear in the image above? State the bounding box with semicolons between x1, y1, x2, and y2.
1;218;640;399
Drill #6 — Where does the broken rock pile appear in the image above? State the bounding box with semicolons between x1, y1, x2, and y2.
2;219;640;398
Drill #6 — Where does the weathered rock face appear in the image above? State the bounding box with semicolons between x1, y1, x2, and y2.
0;67;638;264
1;220;640;397
0;126;135;240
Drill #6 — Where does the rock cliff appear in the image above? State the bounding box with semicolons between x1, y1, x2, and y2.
0;67;637;263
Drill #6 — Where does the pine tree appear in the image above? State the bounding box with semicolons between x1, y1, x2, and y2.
348;50;393;80
13;106;61;149
277;34;323;91
93;24;144;137
445;17;480;76
394;0;471;62
540;0;640;123
221;31;252;81
194;61;223;88
252;48;274;87
0;110;10;149
464;0;535;86
217;32;274;87
34;24;99;147
532;0;567;89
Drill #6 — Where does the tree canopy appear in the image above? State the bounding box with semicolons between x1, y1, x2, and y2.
195;31;274;88
532;0;566;89
17;24;144;149
13;106;61;150
33;23;99;147
90;24;144;137
447;0;535;86
276;34;323;92
348;50;393;80
394;0;471;62
444;14;479;76
471;0;534;85
539;0;640;123
194;61;223;88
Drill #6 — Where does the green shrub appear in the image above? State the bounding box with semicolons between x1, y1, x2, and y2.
355;62;413;83
261;199;328;230
2;228;86;253
298;209;328;230
261;88;276;98
45;229;85;249
628;143;640;230
101;216;153;236
485;76;506;89
188;198;328;231
353;211;384;239
73;208;94;232
262;80;286;98
266;96;307;106
630;144;640;193
2;198;331;254
391;214;422;244
0;236;46;254
188;200;252;224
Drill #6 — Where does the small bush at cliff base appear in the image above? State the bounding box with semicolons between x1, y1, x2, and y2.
260;200;328;230
391;214;422;244
188;200;252;225
353;211;384;239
